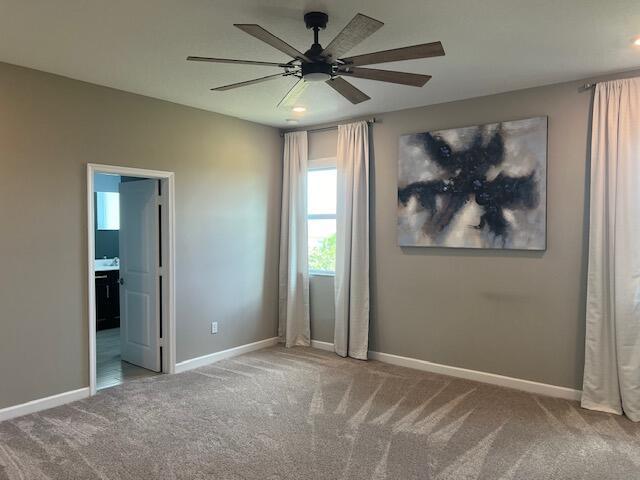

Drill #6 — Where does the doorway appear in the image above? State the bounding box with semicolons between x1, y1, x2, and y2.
87;164;176;395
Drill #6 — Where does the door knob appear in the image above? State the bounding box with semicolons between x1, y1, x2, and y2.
119;278;125;285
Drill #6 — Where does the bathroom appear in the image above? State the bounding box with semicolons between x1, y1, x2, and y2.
94;172;161;389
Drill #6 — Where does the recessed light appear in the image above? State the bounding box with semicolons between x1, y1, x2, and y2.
292;106;306;113
634;38;640;46
286;119;299;125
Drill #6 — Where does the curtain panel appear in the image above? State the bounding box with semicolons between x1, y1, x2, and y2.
334;121;370;359
278;131;311;347
582;77;640;421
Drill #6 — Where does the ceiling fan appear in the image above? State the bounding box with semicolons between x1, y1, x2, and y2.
187;12;445;107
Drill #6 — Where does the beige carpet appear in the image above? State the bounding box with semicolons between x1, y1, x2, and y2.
1;346;639;479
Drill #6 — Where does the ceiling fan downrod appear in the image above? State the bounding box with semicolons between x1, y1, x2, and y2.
302;11;332;81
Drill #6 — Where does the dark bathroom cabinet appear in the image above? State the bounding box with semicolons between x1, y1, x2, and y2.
95;269;120;330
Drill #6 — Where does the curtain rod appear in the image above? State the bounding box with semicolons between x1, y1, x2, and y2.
281;117;377;137
582;73;640;91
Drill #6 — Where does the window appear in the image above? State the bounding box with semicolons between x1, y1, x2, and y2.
307;166;337;274
96;192;120;230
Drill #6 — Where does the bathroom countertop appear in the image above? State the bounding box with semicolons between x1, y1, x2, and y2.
95;258;119;272
95;265;119;272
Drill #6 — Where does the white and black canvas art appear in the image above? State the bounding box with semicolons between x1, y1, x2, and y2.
397;116;547;250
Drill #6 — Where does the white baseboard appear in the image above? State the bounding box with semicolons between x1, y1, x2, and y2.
0;387;91;423
175;336;279;373
310;340;334;352
368;351;582;401
0;337;279;423
308;341;581;401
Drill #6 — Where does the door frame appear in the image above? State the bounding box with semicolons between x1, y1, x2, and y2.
87;163;176;395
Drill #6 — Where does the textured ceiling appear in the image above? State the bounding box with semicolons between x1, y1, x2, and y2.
0;0;639;127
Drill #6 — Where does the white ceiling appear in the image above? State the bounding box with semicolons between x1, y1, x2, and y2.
0;0;639;127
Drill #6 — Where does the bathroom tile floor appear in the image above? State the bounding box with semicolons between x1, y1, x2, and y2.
96;328;160;390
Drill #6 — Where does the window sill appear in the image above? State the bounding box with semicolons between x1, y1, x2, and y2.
310;271;335;277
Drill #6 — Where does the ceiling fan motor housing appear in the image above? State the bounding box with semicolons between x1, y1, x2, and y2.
303;12;328;30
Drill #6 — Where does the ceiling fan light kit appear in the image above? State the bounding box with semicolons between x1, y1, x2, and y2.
187;11;445;106
301;62;332;82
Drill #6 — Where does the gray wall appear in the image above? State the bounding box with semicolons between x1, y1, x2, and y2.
0;62;282;409
371;82;591;391
308;77;604;390
310;276;335;343
94;216;119;258
94;173;121;259
93;176;146;259
94;173;121;192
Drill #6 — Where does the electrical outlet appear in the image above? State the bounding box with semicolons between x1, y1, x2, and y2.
211;322;218;334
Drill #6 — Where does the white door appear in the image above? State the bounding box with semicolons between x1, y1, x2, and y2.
119;179;161;372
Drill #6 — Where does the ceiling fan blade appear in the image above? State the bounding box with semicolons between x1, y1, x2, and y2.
211;73;284;91
321;13;383;61
340;41;445;67
278;78;309;108
234;24;310;62
339;67;431;87
187;56;286;67
325;77;370;104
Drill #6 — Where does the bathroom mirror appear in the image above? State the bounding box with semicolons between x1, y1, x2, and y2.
96;192;120;230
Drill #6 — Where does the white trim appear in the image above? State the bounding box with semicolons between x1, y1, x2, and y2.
310;340;334;352
310;272;335;277
166;173;177;375
87;169;97;395
89;164;175;179
310;271;336;277
368;351;582;401
0;388;90;423
87;163;177;396
307;342;581;401
175;337;279;373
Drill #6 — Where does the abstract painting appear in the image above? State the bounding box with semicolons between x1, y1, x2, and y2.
397;116;547;250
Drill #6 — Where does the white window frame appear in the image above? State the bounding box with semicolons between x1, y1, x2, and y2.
307;157;337;276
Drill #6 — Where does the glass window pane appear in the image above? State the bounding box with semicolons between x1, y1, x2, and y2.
97;192;120;230
308;218;336;272
308;169;337;215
